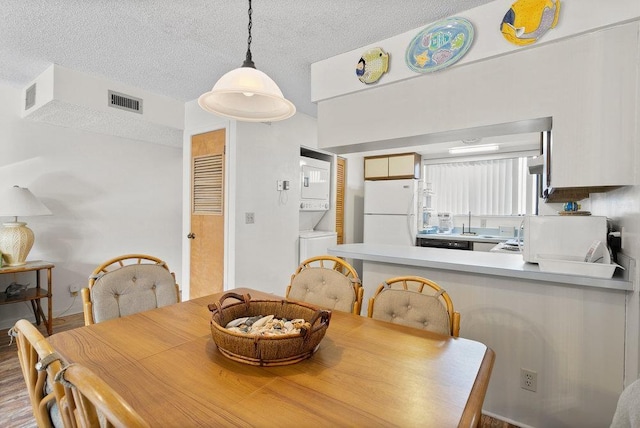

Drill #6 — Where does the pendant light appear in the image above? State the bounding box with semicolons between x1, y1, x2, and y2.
198;0;296;122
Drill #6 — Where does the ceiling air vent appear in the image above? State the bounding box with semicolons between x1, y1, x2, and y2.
108;90;143;114
25;84;36;110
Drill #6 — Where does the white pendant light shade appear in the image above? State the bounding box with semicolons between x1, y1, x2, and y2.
198;66;296;122
199;0;295;122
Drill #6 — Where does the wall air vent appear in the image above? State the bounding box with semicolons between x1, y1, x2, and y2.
22;65;184;146
25;84;36;110
108;90;143;114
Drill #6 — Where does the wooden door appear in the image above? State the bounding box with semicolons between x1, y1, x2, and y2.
336;157;346;244
190;129;225;299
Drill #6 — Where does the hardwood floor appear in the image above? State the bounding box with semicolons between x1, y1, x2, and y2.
1;313;519;428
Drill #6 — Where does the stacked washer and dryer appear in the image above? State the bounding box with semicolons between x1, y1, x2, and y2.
298;156;336;263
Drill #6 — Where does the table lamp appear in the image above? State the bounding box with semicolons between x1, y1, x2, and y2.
0;186;52;266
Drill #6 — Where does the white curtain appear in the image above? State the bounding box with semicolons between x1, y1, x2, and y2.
425;158;530;215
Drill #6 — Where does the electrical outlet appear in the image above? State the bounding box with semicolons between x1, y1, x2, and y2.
69;284;80;297
245;212;255;224
480;219;487;228
276;180;283;191
520;368;537;392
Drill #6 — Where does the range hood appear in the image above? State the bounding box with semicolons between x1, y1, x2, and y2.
22;64;184;147
543;186;619;202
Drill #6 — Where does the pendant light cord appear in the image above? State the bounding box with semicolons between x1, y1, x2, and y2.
242;0;256;68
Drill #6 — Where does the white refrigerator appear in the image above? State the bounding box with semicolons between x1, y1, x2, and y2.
363;179;419;246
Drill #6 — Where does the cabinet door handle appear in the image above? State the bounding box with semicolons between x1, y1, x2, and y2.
187;233;196;239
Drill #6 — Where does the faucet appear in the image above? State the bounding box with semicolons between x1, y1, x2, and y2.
462;211;476;235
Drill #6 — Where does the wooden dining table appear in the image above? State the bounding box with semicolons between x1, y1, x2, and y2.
48;288;495;427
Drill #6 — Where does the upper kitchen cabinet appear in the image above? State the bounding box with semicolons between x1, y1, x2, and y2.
546;22;638;191
364;153;421;180
364;156;388;179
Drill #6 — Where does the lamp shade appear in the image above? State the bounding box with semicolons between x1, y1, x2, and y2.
198;67;296;122
0;186;52;218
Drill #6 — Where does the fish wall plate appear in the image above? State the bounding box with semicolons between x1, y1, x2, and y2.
500;0;561;46
405;17;474;73
356;47;389;84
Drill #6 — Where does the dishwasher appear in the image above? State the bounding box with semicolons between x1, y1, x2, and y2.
416;237;473;250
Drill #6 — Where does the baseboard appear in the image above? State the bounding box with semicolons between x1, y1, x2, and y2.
0;304;83;331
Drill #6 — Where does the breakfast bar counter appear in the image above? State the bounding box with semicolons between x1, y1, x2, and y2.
329;243;633;291
328;243;632;427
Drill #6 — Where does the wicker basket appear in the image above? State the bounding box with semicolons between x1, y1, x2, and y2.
208;292;331;366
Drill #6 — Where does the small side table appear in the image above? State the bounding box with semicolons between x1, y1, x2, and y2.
0;261;54;335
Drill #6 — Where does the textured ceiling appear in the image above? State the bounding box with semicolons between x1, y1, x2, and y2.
0;0;495;118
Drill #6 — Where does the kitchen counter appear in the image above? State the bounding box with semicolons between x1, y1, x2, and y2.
331;244;632;428
329;243;633;291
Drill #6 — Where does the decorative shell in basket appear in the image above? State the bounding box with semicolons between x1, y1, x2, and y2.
208;292;331;367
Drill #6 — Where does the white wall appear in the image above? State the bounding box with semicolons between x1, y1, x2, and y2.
592;186;640;382
234;116;318;293
182;102;319;296
317;22;638;189
312;0;640;105
0;83;183;329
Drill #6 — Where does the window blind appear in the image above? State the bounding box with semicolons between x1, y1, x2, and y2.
425;158;533;215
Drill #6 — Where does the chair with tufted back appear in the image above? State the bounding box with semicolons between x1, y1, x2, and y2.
12;319;66;428
367;276;460;337
286;255;363;315
82;254;180;325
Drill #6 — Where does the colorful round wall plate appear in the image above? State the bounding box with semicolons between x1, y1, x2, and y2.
405;17;474;73
356;47;390;84
500;0;561;46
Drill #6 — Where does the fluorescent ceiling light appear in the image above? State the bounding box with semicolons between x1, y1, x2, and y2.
448;144;500;154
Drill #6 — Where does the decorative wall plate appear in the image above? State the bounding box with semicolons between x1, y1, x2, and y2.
356;47;389;84
405;17;474;73
500;0;561;46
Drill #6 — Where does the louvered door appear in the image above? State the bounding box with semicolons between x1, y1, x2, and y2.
190;129;225;299
336;157;346;244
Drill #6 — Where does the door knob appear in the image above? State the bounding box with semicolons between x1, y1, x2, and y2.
187;233;195;239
